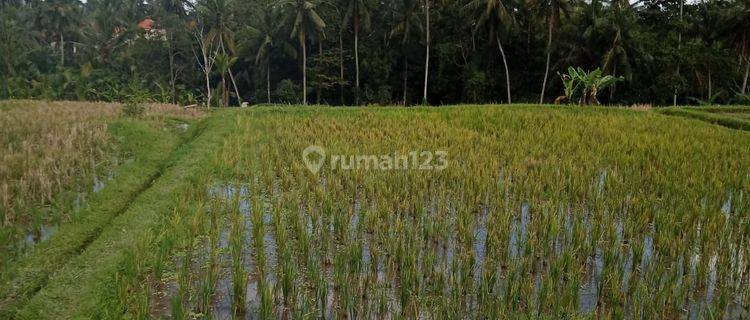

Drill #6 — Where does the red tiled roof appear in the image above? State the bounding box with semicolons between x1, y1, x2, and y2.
138;18;155;31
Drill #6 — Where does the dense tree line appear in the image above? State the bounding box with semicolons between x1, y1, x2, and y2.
1;0;749;106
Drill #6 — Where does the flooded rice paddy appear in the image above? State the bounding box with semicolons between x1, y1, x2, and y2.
158;175;748;319
144;107;750;318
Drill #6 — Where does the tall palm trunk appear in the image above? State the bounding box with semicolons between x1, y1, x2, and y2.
59;33;64;66
267;58;272;103
403;52;408;104
496;36;511;104
354;16;361;105
742;57;749;94
540;17;553;104
339;32;345;105
302;37;308;105
219;40;242;106
673;0;683;106
318;39;323;104
610;64;617;101
228;70;241;105
423;0;430;105
222;74;228;107
707;64;712;101
168;32;176;103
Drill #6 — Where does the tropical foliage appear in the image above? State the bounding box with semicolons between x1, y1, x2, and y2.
556;67;624;105
1;0;749;105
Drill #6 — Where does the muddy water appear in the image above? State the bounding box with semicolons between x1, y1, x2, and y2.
206;183;256;319
509;202;530;259
205;183;290;319
579;247;604;314
21;173;112;249
688;253;721;320
162;181;749;319
23;224;58;246
473;206;489;284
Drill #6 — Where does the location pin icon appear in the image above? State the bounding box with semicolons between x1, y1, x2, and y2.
302;145;326;174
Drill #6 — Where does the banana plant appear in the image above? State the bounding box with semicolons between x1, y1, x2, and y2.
556;67;623;105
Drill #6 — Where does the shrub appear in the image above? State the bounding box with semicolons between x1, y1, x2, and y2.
465;70;489;103
122;101;145;118
274;79;300;104
375;85;392;105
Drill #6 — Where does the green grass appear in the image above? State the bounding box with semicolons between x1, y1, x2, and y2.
6;112;236;319
727;113;750;120
680;105;750;114
657;107;750;131
0;114;214;318
0;118;188;315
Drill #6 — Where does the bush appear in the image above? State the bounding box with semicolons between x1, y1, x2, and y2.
375;85;392;105
122;101;145;118
728;93;750;105
274;79;300;104
465;69;489;103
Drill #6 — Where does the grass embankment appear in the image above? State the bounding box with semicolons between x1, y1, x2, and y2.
0;117;188;314
658;106;750;131
7;111;235;319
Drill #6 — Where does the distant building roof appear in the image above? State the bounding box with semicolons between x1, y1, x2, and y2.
138;18;155;31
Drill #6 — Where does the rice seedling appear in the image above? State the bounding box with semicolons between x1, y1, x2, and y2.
21;104;737;319
182;105;746;318
229;201;248;316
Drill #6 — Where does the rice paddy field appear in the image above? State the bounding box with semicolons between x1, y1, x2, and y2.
1;103;749;319
0;101;117;248
0;100;203;299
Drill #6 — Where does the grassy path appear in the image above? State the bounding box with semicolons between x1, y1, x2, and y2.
0;111;235;319
658;107;750;131
0;119;184;315
11;111;235;319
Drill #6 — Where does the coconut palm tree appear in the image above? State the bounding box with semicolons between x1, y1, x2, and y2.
342;0;373;105
390;0;422;104
247;0;288;103
215;52;237;106
0;5;39;96
691;2;733;101
467;0;516;103
36;0;80;67
82;0;133;62
423;0;431;105
567;0;639;102
538;0;571;104
156;0;192;103
673;0;684;105
599;4;639;102
287;0;326;105
198;0;242;105
728;0;750;94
